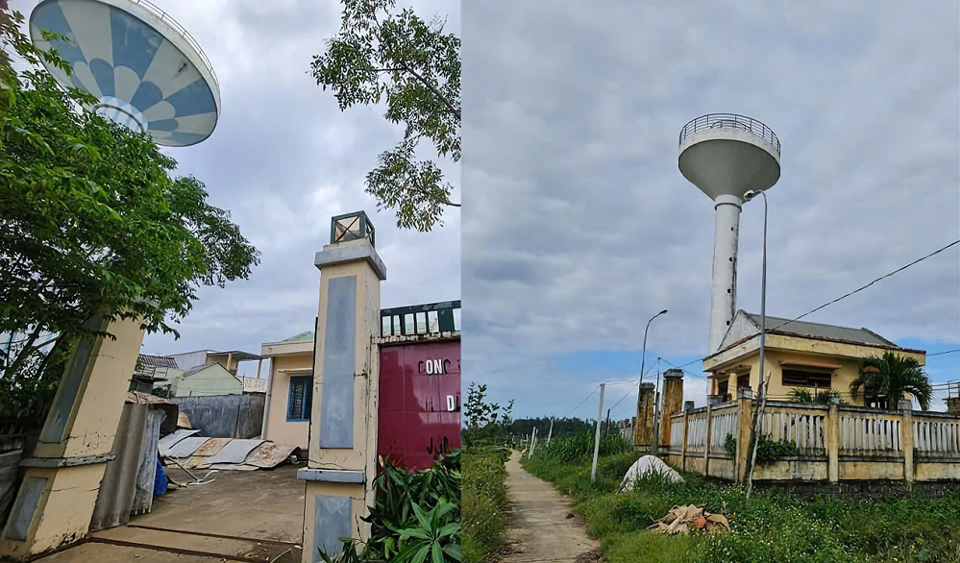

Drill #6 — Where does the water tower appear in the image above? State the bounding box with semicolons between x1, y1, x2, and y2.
678;114;781;353
29;0;220;147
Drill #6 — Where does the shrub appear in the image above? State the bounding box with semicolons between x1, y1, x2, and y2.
723;434;797;466
462;446;509;562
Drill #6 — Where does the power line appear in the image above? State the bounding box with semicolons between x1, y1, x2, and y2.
565;385;599;418
767;239;959;335
606;364;661;414
929;349;960;357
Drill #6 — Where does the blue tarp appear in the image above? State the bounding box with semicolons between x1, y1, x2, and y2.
153;459;168;496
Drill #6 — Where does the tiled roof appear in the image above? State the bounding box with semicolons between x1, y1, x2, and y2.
742;312;896;347
282;331;315;343
138;354;179;369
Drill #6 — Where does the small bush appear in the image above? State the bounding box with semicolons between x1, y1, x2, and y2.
723;433;798;466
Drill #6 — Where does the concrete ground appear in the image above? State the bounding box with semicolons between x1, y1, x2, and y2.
500;451;601;563
38;464;305;562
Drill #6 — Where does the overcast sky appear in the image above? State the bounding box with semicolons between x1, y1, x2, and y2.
462;1;960;418
11;0;461;375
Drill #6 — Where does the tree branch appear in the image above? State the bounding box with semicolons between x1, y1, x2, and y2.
399;63;461;121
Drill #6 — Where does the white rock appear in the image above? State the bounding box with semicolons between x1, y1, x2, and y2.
617;455;683;492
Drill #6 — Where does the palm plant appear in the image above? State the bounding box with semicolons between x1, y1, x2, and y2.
850;351;933;410
788;388;846;406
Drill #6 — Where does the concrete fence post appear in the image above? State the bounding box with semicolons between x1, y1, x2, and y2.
735;388;754;484
703;404;713;477
900;401;915;485
827;399;840;484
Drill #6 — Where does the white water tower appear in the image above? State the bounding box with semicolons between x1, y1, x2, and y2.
678;114;781;353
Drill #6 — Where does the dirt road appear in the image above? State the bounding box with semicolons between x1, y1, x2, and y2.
501;451;600;562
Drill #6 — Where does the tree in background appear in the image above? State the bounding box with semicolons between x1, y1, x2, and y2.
0;7;259;432
463;383;513;447
312;0;460;232
850;351;933;411
509;417;592;441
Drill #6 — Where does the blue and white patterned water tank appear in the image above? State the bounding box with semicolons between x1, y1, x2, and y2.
29;0;220;147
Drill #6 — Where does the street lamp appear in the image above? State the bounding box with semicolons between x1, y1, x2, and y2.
637;309;667;449
742;190;767;396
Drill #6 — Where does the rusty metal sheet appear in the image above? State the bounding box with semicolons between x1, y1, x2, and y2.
191;437;231;457
242;442;300;468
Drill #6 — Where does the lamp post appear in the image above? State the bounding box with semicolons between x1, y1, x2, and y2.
742;188;767;497
637;309;667;449
742;190;767;403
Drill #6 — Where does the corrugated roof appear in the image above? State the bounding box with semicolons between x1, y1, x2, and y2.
138;354;179;368
743;312;896;347
282;331;314;343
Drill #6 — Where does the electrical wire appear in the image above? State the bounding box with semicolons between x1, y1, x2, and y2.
656;240;960;375
564;385;599;418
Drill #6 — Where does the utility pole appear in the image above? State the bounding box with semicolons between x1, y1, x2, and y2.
591;383;606;482
651;359;662;454
530;426;538;458
546;417;554;444
604;409;611;435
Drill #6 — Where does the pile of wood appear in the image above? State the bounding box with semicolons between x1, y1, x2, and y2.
648;504;730;535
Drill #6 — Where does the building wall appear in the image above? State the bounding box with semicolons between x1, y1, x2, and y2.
169;351;208;372
173;364;242;397
263;353;313;450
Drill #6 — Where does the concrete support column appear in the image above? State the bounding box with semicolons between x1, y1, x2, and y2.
633;383;655;449
658;369;685;448
299;221;386;561
0;314;145;560
946;396;960;414
735;387;754;484
826;400;840;484
709;194;742;353
900;401;914;485
679;402;693;471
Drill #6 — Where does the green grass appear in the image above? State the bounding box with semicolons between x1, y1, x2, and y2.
524;440;960;563
462;446;510;562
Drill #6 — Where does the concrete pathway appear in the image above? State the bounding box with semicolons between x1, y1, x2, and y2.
501;451;601;562
37;465;304;562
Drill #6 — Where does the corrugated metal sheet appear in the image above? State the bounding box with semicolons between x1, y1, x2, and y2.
205;439;264;465
90;404;147;531
744;312;894;346
158;429;200;457
91;405;166;531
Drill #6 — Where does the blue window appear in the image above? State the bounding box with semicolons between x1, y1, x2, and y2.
287;376;313;421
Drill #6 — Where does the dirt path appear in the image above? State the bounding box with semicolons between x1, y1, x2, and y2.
500;451;601;562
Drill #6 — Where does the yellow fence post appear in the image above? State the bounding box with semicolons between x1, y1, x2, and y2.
735;388;754;485
900;400;914;485
827;400;840;484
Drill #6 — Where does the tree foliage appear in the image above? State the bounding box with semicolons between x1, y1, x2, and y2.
850;351;933;411
787;388;846;406
312;0;460;232
0;6;259;429
462;383;514;448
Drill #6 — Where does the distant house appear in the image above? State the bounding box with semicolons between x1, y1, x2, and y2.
169;349;262;376
131;354;182;394
172;363;243;398
703;310;927;407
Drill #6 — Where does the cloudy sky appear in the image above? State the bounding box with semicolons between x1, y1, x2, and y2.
462;1;960;418
12;0;461;376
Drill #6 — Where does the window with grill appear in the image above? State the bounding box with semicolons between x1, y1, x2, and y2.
287;376;313;421
781;369;832;388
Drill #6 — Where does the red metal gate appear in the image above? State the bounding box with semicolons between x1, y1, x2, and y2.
378;340;461;470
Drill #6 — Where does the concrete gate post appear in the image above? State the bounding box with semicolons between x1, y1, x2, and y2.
299;212;386;561
633;383;655;449
0;313;145;560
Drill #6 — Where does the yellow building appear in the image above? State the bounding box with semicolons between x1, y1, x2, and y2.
259;331;315;451
703;310;926;407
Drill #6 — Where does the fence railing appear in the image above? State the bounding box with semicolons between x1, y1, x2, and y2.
664;391;960;484
380;301;461;337
679;113;781;156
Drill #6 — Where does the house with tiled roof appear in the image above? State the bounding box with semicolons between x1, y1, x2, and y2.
703;310;926;407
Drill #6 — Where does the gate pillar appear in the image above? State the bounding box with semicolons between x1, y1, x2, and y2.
0;313;144;560
299;212;385;561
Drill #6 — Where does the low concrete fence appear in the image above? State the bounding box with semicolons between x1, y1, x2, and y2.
664;389;960;484
171;393;265;439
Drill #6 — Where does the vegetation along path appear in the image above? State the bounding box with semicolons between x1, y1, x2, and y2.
501;451;600;562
